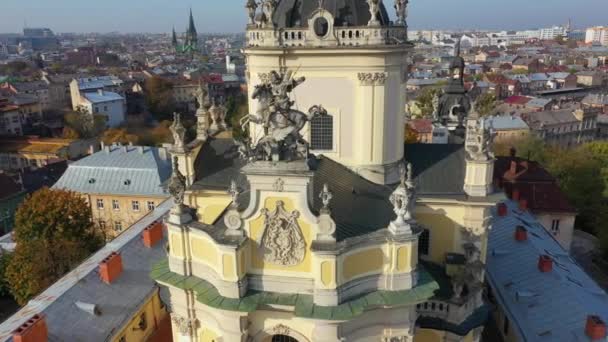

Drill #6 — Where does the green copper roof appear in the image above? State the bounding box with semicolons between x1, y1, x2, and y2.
152;259;440;320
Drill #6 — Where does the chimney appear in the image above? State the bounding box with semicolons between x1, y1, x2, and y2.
497;202;508;217
519;198;528;211
88;145;95;155
515;225;528;241
538;255;553;272
512;188;521;201
142;221;163;248
100;141;105;150
586;315;607;340
138;146;144;154
158;147;168;161
12;314;48;342
99;252;123;284
97;89;104;96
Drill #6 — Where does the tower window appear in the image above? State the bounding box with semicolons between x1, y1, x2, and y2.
313;17;329;37
419;228;430;256
310;114;333;151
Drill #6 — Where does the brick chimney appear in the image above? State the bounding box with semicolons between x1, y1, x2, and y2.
99;252;123;284
143;221;163;248
538;255;553;273
497;202;508;217
515;225;528;241
12;314;48;342
519;198;528;211
586;315;607;340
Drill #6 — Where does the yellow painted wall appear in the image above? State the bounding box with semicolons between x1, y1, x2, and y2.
169;232;184;258
222;254;237;280
415;212;457;264
199;328;220;342
413;328;445;342
320;260;335;287
396;244;416;273
247;197;313;276
188;190;231;224
342;248;384;282
191;236;219;266
111;288;167;342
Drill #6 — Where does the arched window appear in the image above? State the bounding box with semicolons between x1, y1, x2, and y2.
310;114;333;151
419;228;430;256
271;335;299;342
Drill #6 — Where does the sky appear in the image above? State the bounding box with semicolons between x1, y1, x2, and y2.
0;0;607;34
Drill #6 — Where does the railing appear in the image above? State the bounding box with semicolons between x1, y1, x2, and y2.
416;294;481;324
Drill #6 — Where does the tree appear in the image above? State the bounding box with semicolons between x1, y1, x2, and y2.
61;126;80;139
144;77;176;121
6;188;104;305
100;128;140;145
405;125;419;144
415;87;443;118
475;92;497;116
0;251;12;297
64;111;106;139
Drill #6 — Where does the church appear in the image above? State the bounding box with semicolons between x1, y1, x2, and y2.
153;1;497;341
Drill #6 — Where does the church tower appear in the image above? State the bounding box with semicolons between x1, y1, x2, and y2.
244;0;410;185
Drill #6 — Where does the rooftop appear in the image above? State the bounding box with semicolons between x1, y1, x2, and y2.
76;76;123;91
486;200;608;341
82;90;124;104
487;115;530;131
53;144;172;197
0;199;172;342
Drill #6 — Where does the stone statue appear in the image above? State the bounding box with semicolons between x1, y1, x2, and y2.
239;69;326;161
209;99;227;131
170;112;186;152
431;92;440;121
261;0;277;27
168;157;186;206
228;180;240;208
389;162;416;234
246;0;258;25
319;183;333;211
394;0;408;26
195;81;209;110
367;0;382;26
465;117;495;161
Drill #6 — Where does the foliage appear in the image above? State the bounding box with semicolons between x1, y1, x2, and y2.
137;120;174;146
144;76;176;121
63;111;106;139
0;61;37;77
493;135;548;164
61;126;80;139
581;142;608;197
475;92;497;116
510;68;529;75
0;251;12;297
414;87;443;118
6;188;104;305
228;95;250;140
100;128;140;145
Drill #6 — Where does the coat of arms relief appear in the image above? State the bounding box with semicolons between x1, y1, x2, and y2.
259;200;306;266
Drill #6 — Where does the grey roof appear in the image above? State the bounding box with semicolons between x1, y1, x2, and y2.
53;145;171;197
487;115;529;131
524;109;579;129
0;200;172;342
582;94;608;106
76;76;123;91
525;98;552;108
192;140;467;241
271;0;389;28
83;91;124;103
486;200;608;342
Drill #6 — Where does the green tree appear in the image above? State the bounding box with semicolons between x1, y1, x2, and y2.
6;188;104;305
144;77;176;121
64;110;107;139
0;251;12;297
415;87;443;118
475;92;497;116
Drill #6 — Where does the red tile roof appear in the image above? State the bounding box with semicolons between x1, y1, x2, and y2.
504;96;531;105
408;119;433;134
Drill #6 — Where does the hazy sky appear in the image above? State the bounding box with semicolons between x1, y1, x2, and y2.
0;0;607;34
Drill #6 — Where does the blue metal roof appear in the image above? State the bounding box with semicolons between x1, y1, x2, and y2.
83;91;124;104
487;115;529;131
53;145;171;197
486;201;608;341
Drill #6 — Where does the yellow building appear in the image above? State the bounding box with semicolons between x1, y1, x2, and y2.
0;136;94;171
152;2;500;342
53;143;171;238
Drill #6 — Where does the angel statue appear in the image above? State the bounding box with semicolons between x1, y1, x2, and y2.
170;112;186;153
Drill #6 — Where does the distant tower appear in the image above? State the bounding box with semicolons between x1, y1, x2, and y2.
184;8;198;52
171;27;178;48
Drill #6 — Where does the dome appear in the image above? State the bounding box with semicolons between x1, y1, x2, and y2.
272;0;391;28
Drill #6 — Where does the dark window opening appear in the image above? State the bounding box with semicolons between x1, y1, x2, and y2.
310;114;333;150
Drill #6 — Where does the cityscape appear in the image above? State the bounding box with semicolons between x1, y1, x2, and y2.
0;1;608;342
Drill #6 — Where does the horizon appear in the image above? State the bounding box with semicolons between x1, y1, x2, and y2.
0;0;606;35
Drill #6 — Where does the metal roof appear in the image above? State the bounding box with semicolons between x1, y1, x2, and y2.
487;115;529;131
82;91;124;104
0;199;172;342
76;76;123;91
53;145;171;197
486;200;608;342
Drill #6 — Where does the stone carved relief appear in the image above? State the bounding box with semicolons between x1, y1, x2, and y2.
273;178;285;192
260;201;306;266
171;315;195;336
272;324;291;335
358;72;388;86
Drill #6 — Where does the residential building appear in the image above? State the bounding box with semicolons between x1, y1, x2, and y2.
70;76;126;127
0;173;25;235
582;93;608;114
408;119;449;144
0;80;51;110
0;136;93;171
53;143;171;238
539;25;568;40
494;154;577;250
0;99;21;135
486;200;607;342
523;107;598;147
486;115;530;143
0;200;173;342
172;79;203;113
576;70;605;86
546;72;578;89
41;73;76;109
70;76;125;110
585;26;608;46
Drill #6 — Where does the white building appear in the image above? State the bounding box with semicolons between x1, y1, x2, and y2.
539;26;568;40
80;89;126;127
585;26;608;46
69;76;124;111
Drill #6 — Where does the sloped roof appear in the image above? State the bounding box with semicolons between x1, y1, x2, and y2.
272;0;389;29
53;145;171;197
486;200;608;341
82;91;124;104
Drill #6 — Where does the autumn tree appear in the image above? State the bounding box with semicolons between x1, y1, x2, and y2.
100;128;140;145
64;110;107;138
0;251;11;297
405;124;419;144
144;76;176;121
474;92;497;116
415;87;443;118
5;188;104;305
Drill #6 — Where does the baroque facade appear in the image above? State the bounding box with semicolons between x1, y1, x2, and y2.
154;1;498;342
